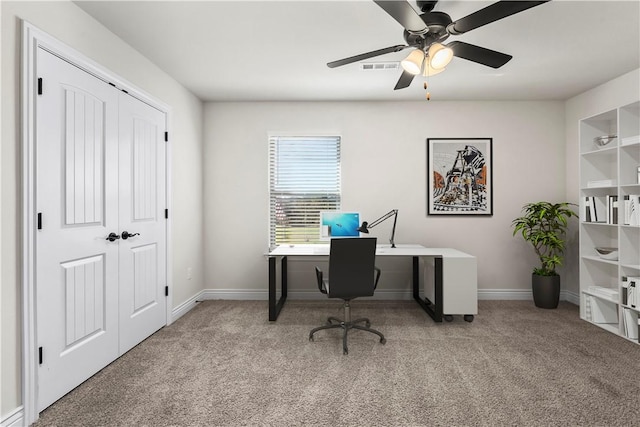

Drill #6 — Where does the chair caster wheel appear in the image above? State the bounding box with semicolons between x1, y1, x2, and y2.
464;315;474;322
380;338;386;345
309;335;314;342
343;349;348;355
365;321;371;328
444;315;454;322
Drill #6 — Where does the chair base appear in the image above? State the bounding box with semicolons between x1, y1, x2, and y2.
309;314;386;355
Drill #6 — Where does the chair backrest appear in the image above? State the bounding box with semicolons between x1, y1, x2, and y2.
328;237;377;299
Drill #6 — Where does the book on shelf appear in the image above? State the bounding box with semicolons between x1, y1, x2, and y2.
628;279;637;309
622;308;639;340
628;277;640;308
607;195;618;224
623;195;640;226
583;195;618;224
582;196;593;222
594;196;608;223
622;276;628;305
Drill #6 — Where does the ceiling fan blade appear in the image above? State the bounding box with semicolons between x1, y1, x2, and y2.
327;45;408;68
394;70;415;90
448;41;512;69
449;1;549;35
374;0;429;34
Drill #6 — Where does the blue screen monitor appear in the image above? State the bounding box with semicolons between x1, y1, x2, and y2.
320;211;360;239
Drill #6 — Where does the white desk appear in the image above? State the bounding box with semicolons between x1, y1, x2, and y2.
266;244;477;322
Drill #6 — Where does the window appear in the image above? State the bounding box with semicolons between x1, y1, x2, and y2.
269;136;341;247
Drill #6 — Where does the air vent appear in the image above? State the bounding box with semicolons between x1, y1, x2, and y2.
360;62;400;71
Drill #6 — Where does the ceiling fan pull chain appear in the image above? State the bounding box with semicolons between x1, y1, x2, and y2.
424;73;431;101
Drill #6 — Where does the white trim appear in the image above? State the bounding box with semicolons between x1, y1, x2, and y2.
477;289;533;300
201;289;269;300
563;290;580;305
21;21;172;425
171;292;204;323
187;288;579;303
165;113;173;326
0;406;24;427
22;20;39;427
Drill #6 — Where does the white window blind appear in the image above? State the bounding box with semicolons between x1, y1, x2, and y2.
269;136;341;247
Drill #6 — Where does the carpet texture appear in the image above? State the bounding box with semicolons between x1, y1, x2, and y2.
35;300;640;426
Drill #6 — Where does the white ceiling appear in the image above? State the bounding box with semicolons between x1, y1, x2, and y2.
74;0;640;102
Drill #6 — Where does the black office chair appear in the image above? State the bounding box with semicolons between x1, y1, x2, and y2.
309;237;386;354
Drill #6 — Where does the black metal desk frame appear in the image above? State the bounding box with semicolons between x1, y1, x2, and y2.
268;255;443;322
268;256;287;321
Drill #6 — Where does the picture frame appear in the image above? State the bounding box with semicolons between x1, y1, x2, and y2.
427;138;493;216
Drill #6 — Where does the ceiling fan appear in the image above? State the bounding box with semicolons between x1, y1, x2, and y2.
327;0;550;91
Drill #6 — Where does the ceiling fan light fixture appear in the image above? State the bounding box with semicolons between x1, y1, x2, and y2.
401;50;425;75
422;57;446;77
428;43;453;69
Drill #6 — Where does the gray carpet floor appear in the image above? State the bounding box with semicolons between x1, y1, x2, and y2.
35;300;640;426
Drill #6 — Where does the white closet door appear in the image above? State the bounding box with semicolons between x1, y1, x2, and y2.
117;92;167;354
36;48;120;411
35;48;168;412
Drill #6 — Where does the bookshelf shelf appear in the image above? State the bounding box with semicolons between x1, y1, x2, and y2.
580;100;640;345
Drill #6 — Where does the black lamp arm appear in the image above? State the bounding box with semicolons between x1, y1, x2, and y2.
361;209;398;248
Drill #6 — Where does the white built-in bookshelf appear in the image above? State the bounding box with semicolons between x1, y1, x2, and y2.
580;100;640;343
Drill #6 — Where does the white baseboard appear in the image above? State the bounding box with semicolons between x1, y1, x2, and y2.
563;290;580;305
477;289;532;300
1;406;24;427
171;292;203;323
171;288;580;320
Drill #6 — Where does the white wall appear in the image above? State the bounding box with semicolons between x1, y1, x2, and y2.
203;101;566;297
1;1;205;418
563;68;640;295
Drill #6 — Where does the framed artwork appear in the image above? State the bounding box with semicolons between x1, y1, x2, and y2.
427;138;493;216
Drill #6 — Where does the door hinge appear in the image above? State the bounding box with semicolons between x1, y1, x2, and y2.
39;347;43;365
37;78;43;95
164;132;168;142
37;213;42;230
165;209;168;219
165;286;169;297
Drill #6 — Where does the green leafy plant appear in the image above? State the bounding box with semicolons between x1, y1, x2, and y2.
512;201;577;276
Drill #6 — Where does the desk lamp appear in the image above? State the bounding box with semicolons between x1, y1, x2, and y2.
357;209;398;248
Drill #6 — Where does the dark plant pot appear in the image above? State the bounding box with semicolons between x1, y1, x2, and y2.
532;274;560;309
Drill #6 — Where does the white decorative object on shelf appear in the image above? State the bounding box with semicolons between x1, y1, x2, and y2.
625;195;640;226
595;247;619;260
587;179;616;188
594;135;617;148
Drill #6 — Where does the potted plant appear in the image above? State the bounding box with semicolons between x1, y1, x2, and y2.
512;201;577;308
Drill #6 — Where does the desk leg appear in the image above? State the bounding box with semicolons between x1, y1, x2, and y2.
412;256;443;322
268;255;288;321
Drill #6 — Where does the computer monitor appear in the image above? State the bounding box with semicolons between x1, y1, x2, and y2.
319;211;361;240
